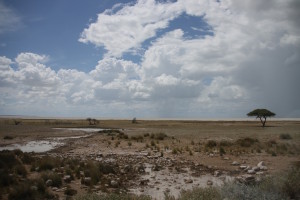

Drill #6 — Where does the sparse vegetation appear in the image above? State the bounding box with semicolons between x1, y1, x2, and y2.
75;193;151;200
236;137;259;147
4;135;14;139
280;133;292;140
205;140;217;148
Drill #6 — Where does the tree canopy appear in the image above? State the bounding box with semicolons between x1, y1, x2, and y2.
247;109;275;127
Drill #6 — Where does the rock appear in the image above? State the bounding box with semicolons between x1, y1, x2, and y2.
214;170;221;177
236;174;255;184
110;180;118;188
239;165;247;169
247;169;256;174
137;164;145;173
153;164;162;171
46;179;53;186
232;161;239;166
252;166;260;172
64;175;72;183
207;180;213;186
260;166;268;171
124;165;132;173
83;177;91;185
256;171;264;175
140;179;149;186
257;161;265;167
223;157;229;160
184;179;193;184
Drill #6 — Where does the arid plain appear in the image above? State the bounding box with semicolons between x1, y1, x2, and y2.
0;118;299;199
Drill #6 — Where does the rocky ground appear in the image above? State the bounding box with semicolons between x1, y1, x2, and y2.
0;119;299;199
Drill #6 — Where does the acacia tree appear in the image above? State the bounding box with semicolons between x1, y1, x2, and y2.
247;109;275;127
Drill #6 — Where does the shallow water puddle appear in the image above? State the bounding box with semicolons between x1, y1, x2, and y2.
52;128;104;132
130;163;233;199
0;132;94;153
0;140;64;153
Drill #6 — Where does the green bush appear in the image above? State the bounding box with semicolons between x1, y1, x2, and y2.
279;134;292;140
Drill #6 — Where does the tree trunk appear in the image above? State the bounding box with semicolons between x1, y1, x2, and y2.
258;117;267;127
262;116;266;127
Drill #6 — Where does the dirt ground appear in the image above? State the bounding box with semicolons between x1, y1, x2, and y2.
0;118;299;199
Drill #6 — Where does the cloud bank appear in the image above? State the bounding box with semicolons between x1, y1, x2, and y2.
1;0;299;118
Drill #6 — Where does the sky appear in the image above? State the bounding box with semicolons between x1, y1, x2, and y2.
0;0;299;119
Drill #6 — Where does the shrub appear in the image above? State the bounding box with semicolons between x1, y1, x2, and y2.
205;140;217;148
98;162;116;174
236;137;259;147
128;141;132;146
150;140;156;146
36;156;61;171
219;147;226;156
8;183;35;200
0;150;20;169
144;133;150;137
279;134;292;140
75;193;151;200
8;179;53;200
115;141;120;147
65;187;77;196
155;133;168;140
172;148;178;154
3;135;13;140
282;167;300;199
14;164;27;177
266;140;277;147
21;153;35;164
220;182;287;200
220;140;233;147
41;171;62;187
177;187;221;200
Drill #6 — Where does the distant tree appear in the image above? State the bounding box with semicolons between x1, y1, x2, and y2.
92;118;98;125
132;117;137;124
86;118;92;125
247;109;275;127
14;120;21;125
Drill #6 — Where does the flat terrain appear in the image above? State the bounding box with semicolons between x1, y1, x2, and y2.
0;118;299;199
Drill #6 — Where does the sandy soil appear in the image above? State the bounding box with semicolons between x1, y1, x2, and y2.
0;119;299;199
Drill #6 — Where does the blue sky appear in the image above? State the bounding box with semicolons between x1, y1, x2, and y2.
1;0;128;72
0;0;299;118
